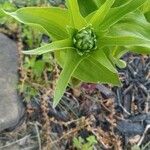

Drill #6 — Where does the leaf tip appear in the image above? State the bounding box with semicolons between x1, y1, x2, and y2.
52;103;57;109
52;96;61;108
22;50;31;55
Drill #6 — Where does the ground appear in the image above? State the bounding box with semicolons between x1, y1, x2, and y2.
0;1;150;150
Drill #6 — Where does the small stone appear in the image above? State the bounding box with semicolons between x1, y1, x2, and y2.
117;120;144;136
0;33;24;132
96;84;114;98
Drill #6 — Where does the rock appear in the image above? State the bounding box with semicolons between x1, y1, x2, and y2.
0;33;24;132
117;120;144;136
96;84;114;98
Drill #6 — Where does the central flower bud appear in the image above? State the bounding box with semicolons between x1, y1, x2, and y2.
73;26;97;55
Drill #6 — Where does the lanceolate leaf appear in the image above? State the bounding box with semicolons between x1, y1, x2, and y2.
90;49;117;73
112;46;129;58
55;47;121;86
128;10;150;25
114;58;127;68
99;21;150;47
128;46;150;54
4;7;69;40
73;56;121;85
22;38;74;55
142;0;150;22
100;0;147;30
140;0;150;13
89;0;115;28
77;0;105;17
144;12;150;22
66;0;87;29
55;49;120;86
100;36;150;48
53;49;85;107
113;0;130;7
104;12;150;54
77;0;98;17
92;0;105;7
101;20;150;53
121;11;150;32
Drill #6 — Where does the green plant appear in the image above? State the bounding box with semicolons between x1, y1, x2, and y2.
2;0;150;107
131;142;150;150
21;25;42;49
18;53;52;100
0;1;16;24
73;135;97;150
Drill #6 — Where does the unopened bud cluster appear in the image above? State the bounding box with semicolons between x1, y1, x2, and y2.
73;26;97;55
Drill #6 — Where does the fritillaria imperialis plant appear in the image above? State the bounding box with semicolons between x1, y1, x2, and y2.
2;0;150;107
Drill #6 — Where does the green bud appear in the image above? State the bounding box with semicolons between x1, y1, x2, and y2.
73;26;97;55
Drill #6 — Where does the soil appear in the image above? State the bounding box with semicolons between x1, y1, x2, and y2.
0;35;149;149
0;1;150;150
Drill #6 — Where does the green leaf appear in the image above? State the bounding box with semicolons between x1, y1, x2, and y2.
66;0;87;29
145;11;150;22
73;137;82;149
77;0;97;17
73;56;121;85
87;136;97;145
140;0;150;13
22;38;74;55
33;60;45;77
142;0;150;21
3;7;69;40
113;0;130;7
89;0;115;28
53;49;85;107
128;46;150;54
131;145;141;150
107;49;127;68
99;22;150;47
112;46;128;58
100;0;147;30
105;11;150;54
120;11;150;34
100;36;150;48
100;19;150;54
114;59;127;68
0;9;5;18
91;49;117;73
55;50;120;86
77;0;105;17
66;26;78;37
84;0;131;21
92;0;105;7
